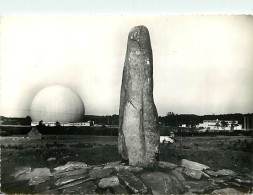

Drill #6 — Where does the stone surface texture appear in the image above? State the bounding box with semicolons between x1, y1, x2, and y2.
182;159;210;170
141;172;186;194
8;160;252;194
118;25;159;167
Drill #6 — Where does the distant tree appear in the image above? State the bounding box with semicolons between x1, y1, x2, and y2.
55;121;61;127
221;120;228;130
25;116;32;125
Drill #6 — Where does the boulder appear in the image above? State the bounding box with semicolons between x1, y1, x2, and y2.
182;159;209;170
115;165;143;173
183;167;210;180
158;161;177;169
58;178;95;190
183;180;218;193
204;170;218;177
29;176;51;186
98;176;120;188
117;171;148;194
12;166;31;179
54;161;88;172
118;25;159;167
62;181;97;194
54;174;88;186
53;168;89;179
103;161;122;169
89;168;113;179
141;172;186;194
15;168;52;181
47;157;56;162
215;169;236;176
211;188;241;195
172;170;186;181
110;184;128;194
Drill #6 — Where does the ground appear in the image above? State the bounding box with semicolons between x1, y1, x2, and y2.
1;135;252;193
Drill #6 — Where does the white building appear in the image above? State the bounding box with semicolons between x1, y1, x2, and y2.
197;119;242;131
31;121;92;127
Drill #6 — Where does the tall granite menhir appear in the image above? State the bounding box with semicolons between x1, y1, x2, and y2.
118;26;159;167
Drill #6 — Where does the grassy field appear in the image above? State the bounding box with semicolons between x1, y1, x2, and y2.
1;135;252;192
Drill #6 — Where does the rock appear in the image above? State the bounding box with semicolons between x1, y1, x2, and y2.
29;176;51;186
183;180;218;193
174;166;184;173
158;161;177;169
98;176;120;188
110;184;128;194
204;170;218;177
215;169;236;176
182;159;209;170
33;181;50;193
183;192;197;195
58;178;95;190
54;174;88;186
15;168;52;181
117;171;148;194
115;165;143;173
53;168;89;179
118;25;159;167
172;170;186;181
235;178;251;184
183;167;210;180
211;188;241;194
104;161;122;169
141;172;185;194
62;181;97;194
89;168;113;179
47;157;56;162
54;161;88;172
12;166;31;178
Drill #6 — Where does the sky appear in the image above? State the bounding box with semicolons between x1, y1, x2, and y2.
0;15;252;117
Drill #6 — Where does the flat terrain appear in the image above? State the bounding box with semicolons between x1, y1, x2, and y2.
1;135;252;193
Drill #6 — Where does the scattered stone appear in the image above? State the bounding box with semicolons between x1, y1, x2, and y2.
183;167;210;180
55;174;88;186
15;168;52;181
117;171;148;194
227;181;241;187
47;157;56;162
212;178;225;184
141;172;185;194
89;168;113;179
211;188;241;195
182;159;209;170
172;170;186;181
118;25;160;167
98;176;120;188
183;180;218;193
53;168;89;179
12;166;31;178
29;176;51;186
115;165;143;173
62;181;97;194
215;169;236;176
34;181;50;193
54;161;88;172
204;170;218;177
110;184;128;194
174;166;184;173
158;161;177;169
235;178;252;184
58;178;95;190
104;161;122;169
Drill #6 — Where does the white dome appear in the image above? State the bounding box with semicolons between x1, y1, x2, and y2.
30;85;84;122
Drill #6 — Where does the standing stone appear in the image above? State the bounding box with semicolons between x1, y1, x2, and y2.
118;25;159;167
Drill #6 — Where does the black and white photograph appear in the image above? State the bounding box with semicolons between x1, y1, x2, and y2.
0;14;253;194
